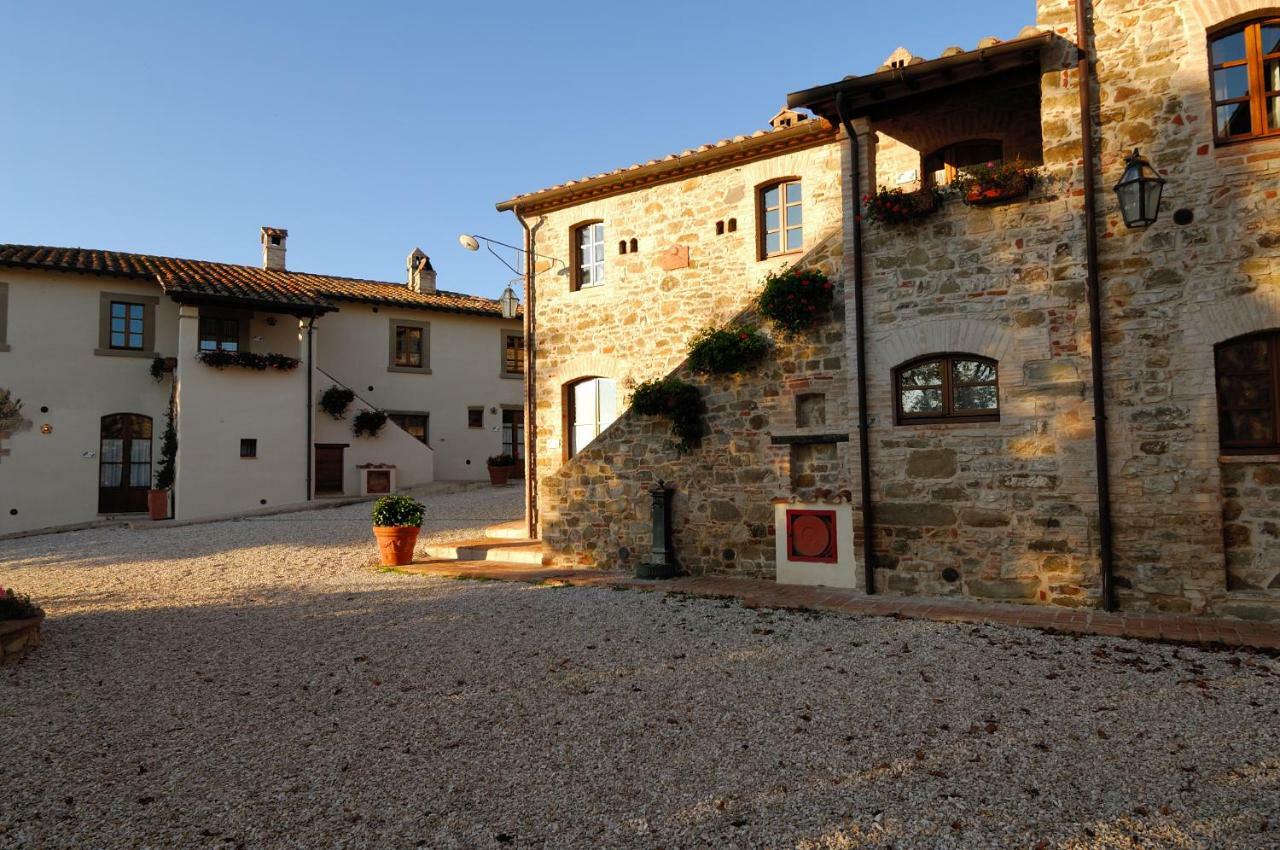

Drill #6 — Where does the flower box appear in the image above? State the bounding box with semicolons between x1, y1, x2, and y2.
963;175;1032;206
863;187;942;225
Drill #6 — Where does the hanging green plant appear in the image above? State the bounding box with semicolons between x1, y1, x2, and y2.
862;186;943;225
195;350;300;371
755;268;835;336
630;377;704;453
319;385;356;419
353;409;388;438
154;404;177;490
687;323;770;375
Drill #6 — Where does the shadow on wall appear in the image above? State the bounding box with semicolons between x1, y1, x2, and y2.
539;231;846;577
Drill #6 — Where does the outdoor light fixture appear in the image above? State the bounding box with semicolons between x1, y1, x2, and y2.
499;283;519;320
458;234;480;252
1113;148;1166;228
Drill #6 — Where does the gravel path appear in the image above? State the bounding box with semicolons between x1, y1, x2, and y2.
1;487;1278;849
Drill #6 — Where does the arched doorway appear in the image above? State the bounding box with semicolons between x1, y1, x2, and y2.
99;413;153;513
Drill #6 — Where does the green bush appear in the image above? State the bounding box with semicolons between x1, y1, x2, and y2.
195;350;300;371
319;385;355;419
371;494;425;528
630;377;704;453
0;587;43;621
352;409;387;437
687;323;770;375
154;405;177;490
487;453;515;467
755;268;835;336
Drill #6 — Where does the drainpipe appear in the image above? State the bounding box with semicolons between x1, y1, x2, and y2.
1075;0;1118;612
513;206;538;539
305;314;316;503
836;94;877;595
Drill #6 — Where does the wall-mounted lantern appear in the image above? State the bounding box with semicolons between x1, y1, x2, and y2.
498;284;520;320
1114;148;1166;228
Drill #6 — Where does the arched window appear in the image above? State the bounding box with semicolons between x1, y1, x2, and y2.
1215;331;1280;452
894;354;999;424
572;221;605;290
922;140;1004;187
1209;18;1280;142
758;178;802;258
567;377;618;457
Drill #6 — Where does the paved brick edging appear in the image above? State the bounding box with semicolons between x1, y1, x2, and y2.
0;617;43;664
388;561;1280;651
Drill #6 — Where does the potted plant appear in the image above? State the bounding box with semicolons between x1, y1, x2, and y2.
353;409;388;438
148;404;177;520
630;377;705;454
319;385;355;419
862;186;943;225
755;268;836;336
687;323;770;375
486;453;516;486
952;159;1040;206
371;494;425;566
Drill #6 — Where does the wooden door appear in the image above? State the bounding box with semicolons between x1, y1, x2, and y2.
502;409;525;479
314;444;346;494
99;413;152;513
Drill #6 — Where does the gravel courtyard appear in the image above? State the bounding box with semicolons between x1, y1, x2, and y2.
1;487;1278;849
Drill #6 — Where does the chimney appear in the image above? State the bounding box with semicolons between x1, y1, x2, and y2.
407;247;436;294
261;226;288;271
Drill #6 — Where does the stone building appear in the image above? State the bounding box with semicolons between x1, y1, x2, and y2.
498;0;1279;621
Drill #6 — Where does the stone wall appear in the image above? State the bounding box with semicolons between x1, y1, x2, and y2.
0;617;42;665
527;133;846;572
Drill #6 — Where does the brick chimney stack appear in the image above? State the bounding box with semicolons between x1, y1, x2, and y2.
261;227;288;271
407;247;436;294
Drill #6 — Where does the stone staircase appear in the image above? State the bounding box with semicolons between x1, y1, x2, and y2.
416;520;549;569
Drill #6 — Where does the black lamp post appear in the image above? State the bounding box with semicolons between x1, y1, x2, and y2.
1113;148;1166;228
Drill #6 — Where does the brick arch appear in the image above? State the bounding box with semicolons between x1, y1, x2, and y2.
1183;0;1280;29
550;354;625;387
871;318;1017;375
904;114;1022;164
1191;290;1280;349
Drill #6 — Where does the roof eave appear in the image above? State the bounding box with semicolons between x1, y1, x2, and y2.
787;32;1057;120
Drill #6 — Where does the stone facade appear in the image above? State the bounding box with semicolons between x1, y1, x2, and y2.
510;0;1280;620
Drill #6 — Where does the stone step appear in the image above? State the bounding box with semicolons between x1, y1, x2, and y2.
420;538;548;566
484;520;529;540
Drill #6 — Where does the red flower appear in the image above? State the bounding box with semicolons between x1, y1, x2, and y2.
824;282;833;290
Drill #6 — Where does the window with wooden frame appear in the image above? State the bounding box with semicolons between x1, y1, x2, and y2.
922;139;1004;187
1209;18;1280;143
109;301;146;350
199;315;241;352
1215;331;1280;452
759;179;802;258
572;221;605;290
894;354;999;424
501;330;524;378
467;407;484;429
387;319;429;372
388;412;429;445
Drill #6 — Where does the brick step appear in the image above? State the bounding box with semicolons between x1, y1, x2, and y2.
420;538;548;566
388;559;586;584
484;521;529;540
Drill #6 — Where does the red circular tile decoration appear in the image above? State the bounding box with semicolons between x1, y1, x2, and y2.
791;514;833;558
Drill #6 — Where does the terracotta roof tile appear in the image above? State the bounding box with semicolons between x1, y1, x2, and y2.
0;244;514;318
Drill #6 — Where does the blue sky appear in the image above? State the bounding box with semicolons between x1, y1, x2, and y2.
1;1;1030;299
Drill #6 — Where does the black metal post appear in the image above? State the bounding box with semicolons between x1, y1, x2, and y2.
637;479;679;579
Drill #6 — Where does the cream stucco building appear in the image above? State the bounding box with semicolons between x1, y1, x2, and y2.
0;229;523;536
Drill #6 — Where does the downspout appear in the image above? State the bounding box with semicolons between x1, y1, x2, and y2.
1075;0;1118;611
514;206;538;539
305;314;316;503
836;95;877;595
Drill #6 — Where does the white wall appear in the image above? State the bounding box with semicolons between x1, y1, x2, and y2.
172;305;309;519
314;303;523;480
312;390;434;493
0;270;176;535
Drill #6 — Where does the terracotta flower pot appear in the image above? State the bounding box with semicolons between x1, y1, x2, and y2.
488;464;513;486
964;175;1030;206
373;525;420;566
147;489;170;521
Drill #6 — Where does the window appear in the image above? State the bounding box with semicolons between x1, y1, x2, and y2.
1210;19;1280;142
923;140;1004;187
573;222;605;289
568;377;618;456
97;292;157;357
468;407;484;428
387;319;430;372
501;331;524;378
759;180;802;258
110;301;145;350
240;438;258;458
199;315;241;352
1215;331;1280;452
895;355;999;424
388;413;429;445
